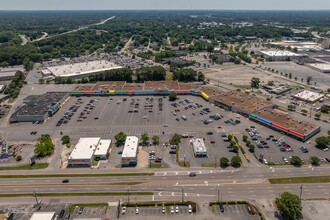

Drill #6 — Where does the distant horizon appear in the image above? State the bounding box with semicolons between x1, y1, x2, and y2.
1;0;330;11
1;9;330;12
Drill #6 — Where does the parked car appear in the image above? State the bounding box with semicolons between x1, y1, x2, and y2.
170;206;174;214
122;207;126;215
219;203;224;212
175;205;179;213
188;204;192;213
78;207;84;214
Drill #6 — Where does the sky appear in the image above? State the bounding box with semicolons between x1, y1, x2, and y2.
1;0;330;10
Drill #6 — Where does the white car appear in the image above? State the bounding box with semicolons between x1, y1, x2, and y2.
162;206;165;214
170;206;174;214
122;207;126;215
135;207;139;214
188;204;192;213
263;159;268;164
175;205;179;213
163;124;168;127
323;148;329;152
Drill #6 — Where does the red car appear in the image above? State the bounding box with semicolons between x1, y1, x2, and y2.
217;126;222;129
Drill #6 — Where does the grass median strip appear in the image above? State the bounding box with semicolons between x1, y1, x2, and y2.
0;172;154;179
0;163;48;171
269;176;330;184
0;192;153;198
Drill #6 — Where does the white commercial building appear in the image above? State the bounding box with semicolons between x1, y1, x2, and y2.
122;136;138;167
293;90;324;103
260;50;303;61
307;63;330;73
94;139;111;160
43;60;122;79
30;212;56;220
190;138;207;157
68;137;101;167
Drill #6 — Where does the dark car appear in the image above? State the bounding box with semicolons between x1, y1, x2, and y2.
59;209;65;218
189;172;196;177
219;204;224;212
62;179;69;183
169;150;176;154
78;207;84;214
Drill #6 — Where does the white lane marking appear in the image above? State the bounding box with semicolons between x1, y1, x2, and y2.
158;192;162;196
163;172;167;176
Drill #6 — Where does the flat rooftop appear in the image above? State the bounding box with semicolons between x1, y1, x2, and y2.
123;83;144;90
294;90;324;102
308;63;330;71
144;81;180;90
178;83;199;90
234;97;273;113
254;108;319;135
73;84;95;91
122;136;138;158
92;81;125;91
30;212;55;220
47;60;122;77
200;86;227;97
261;50;302;57
69;137;100;160
94;139;111;156
11;92;68;118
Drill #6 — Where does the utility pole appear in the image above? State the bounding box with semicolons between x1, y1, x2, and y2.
300;184;303;200
181;187;184;203
217;187;220;203
127;187;130;204
33;191;39;205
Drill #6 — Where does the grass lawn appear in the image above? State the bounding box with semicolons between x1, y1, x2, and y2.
149;163;162;168
269;176;330;184
0;163;48;170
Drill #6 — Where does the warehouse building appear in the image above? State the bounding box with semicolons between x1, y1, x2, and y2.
43;60;122;79
293;90;324;103
260;50;304;61
122;136;138;167
9;92;69;123
30;212;56;220
0;66;24;81
68;137;111;167
190;138;207;157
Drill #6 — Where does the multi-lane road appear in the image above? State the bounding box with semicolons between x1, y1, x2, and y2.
0;166;329;202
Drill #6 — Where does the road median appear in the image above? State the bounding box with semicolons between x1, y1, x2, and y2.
269;176;330;184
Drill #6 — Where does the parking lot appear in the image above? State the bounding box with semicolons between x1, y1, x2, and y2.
213;204;260;220
242;125;329;165
3;94;329;168
71;205;107;219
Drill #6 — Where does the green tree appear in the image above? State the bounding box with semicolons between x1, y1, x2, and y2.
310;156;320;166
234;57;241;64
232;145;239;153
114;132;127;146
231;156;242;167
169;133;181;146
141;132;149;145
16;155;22;161
34;134;55;157
315;136;330;149
151;135;160;145
314;113;321;120
169;91;177;101
301;109;308;115
290;156;303;166
248;144;255;152
250;77;260;88
242;135;248;142
275;192;303;220
306;76;312;85
320;105;329;113
61;135;70;145
220;157;229;168
287;104;296;111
